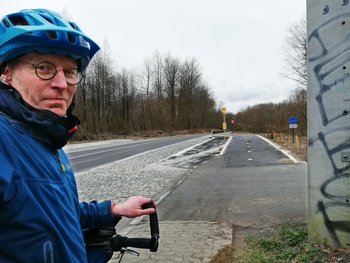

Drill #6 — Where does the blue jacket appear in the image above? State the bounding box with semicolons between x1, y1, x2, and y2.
0;84;115;262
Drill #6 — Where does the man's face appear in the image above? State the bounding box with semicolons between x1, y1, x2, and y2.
2;52;78;117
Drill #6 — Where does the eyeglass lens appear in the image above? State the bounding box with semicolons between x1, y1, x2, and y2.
35;62;83;85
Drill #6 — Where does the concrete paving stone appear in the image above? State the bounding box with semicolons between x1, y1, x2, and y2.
108;221;232;263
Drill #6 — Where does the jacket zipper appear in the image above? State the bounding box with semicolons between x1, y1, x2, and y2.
43;241;54;263
55;151;65;172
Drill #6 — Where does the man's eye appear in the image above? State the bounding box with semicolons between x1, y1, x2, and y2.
37;64;54;72
66;69;77;77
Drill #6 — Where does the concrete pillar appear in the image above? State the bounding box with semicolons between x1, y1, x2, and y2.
307;0;350;247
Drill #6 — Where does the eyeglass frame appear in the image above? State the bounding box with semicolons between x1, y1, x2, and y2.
12;60;84;85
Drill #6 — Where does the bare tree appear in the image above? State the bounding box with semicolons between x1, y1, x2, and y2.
138;56;153;98
282;15;307;89
178;57;203;129
163;53;181;120
151;50;164;99
133;56;155;131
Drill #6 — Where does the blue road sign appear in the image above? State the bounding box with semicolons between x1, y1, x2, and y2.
289;116;297;124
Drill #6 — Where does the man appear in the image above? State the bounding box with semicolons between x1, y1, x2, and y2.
0;9;155;262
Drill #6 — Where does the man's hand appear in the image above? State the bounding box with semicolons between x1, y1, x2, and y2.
112;196;156;218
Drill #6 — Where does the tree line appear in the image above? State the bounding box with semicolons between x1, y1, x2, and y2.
73;48;222;140
231;86;307;136
72;16;307;140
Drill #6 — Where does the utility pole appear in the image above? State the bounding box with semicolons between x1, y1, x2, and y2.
307;1;350;247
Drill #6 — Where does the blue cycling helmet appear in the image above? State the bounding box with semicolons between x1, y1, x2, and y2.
0;8;100;71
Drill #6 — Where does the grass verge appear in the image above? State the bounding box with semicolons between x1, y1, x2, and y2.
211;223;350;263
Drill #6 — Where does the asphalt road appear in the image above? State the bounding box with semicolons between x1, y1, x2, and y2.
157;133;308;228
66;134;207;172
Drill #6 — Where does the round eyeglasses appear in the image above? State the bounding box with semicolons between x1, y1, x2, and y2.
14;60;84;85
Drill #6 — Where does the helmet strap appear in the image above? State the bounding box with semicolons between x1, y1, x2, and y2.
66;95;76;117
0;62;7;75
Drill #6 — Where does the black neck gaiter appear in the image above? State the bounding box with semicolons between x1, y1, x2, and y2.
0;82;80;149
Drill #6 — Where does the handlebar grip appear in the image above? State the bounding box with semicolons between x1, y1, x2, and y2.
142;202;159;252
141;203;159;236
124;237;152;249
141;203;154;210
110;203;160;252
111;235;153;251
149;212;159;237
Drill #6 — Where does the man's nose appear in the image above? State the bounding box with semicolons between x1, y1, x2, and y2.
50;70;68;88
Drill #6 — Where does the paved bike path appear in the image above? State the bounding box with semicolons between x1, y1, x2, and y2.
109;134;307;262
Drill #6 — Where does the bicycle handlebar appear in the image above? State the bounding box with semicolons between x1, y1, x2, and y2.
110;203;159;252
84;202;159;262
111;235;154;251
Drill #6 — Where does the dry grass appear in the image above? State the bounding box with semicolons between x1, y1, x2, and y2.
264;132;307;162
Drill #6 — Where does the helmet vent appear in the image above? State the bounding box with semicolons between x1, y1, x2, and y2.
67;33;76;44
39;14;54;25
46;31;58;39
8;15;29;26
69;22;77;30
2;19;10;28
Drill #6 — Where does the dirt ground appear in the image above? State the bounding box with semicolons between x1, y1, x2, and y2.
267;132;307;163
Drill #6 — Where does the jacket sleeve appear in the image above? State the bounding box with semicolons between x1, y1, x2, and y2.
79;200;115;230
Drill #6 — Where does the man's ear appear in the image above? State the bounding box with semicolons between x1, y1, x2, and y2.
1;64;12;83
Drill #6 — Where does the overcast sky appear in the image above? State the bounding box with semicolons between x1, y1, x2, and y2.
2;1;306;114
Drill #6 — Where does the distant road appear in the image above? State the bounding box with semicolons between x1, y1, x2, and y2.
157;133;307;227
65;134;207;172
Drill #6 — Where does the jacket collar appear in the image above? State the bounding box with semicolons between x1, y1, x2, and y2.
0;82;80;149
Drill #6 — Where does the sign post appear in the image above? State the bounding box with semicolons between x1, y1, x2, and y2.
289;116;298;144
222;107;226;141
